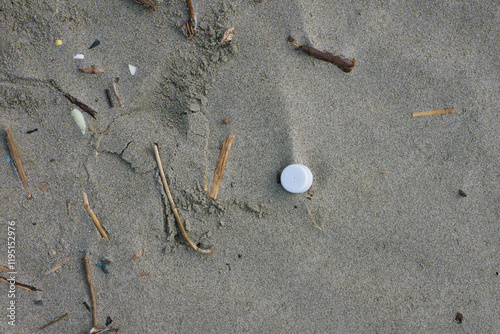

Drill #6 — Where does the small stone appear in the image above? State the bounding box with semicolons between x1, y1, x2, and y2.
88;125;94;131
223;118;229;124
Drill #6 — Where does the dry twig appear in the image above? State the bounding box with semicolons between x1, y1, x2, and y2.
52;84;98;118
0;276;42;292
288;36;356;73
82;192;110;241
153;144;214;254
39;313;69;330
207;135;234;200
6;128;32;199
0;265;10;272
84;256;97;328
105;89;114;108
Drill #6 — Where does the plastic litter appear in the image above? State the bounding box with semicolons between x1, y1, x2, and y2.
73;54;85;60
128;64;137;75
280;164;313;193
89;39;100;49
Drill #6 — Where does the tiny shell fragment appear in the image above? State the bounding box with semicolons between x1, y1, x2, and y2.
221;27;235;47
73;54;85;59
38;183;49;192
71;109;86;134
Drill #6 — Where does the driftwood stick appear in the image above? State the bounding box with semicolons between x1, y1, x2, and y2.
6;128;32;199
39;313;69;330
51;84;98;118
412;107;455;117
79;67;104;74
0;265;10;272
82;192;110;241
153;144;214;254
288;36;356;73
105;89;114;108
207;135;234;200
84;256;97;328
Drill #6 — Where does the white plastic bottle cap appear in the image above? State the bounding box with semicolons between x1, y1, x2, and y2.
281;164;313;193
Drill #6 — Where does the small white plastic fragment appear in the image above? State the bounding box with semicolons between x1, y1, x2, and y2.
73;54;85;60
71;109;86;134
129;64;137;75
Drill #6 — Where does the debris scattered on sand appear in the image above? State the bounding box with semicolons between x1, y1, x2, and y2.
88;39;100;49
288;36;356;73
74;54;85;60
80;66;105;74
207;135;234;200
134;0;156;11
71;109;87;134
153;143;214;254
128;64;137;75
412;107;455;117
82;192;110;241
6;128;32;199
221;27;235;47
39;313;69;330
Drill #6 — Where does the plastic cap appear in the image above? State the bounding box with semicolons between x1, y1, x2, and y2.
281;164;313;193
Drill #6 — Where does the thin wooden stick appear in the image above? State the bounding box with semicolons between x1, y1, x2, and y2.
6;128;32;199
84;256;97;328
412;107;455;117
0;276;42;292
82;192;110;241
288;36;355;73
207;135;234;200
52;84;98;118
44;256;72;275
153;144;214;254
39;313;68;330
112;81;124;108
0;265;10;272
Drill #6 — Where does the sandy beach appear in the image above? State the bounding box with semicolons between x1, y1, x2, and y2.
1;0;499;333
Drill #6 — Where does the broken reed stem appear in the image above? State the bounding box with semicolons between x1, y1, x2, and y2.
82;192;110;241
44;256;72;275
84;256;97;328
207;135;234;200
0;276;42;292
134;0;156;10
6;128;32;199
39;313;69;330
0;265;10;272
112;81;125;108
153;144;214;254
412;107;455;117
288;36;356;73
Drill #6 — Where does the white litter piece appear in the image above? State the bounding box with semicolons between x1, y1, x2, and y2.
71;109;86;134
73;54;85;60
281;164;313;193
129;64;137;75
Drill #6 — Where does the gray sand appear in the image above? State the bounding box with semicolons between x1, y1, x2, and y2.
1;0;499;333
